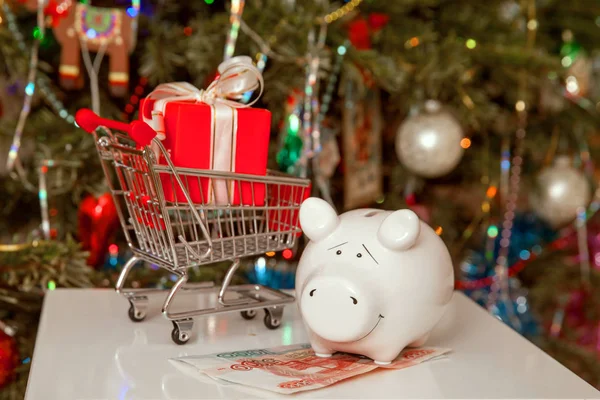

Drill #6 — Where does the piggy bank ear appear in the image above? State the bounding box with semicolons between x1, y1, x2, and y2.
377;209;421;251
299;197;340;242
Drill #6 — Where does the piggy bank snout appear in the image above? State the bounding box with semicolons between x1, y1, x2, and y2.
300;276;378;343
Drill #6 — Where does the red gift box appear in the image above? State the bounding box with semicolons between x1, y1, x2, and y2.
139;57;271;206
140;98;270;206
268;182;311;236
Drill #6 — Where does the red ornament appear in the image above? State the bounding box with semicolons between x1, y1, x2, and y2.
348;18;371;50
348;13;390;50
0;331;19;389
368;13;390;32
78;193;119;267
42;0;71;28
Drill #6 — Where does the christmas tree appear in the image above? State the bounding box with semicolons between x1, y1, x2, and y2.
1;0;600;396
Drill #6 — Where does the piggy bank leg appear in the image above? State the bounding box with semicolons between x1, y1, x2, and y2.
408;331;431;348
309;336;334;358
364;348;403;366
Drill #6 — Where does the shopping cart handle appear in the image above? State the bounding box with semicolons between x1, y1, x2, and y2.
75;109;131;133
75;108;157;147
129;120;157;147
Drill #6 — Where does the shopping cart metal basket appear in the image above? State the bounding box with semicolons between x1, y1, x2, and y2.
75;109;310;344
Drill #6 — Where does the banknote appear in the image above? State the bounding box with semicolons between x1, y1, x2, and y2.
171;344;450;394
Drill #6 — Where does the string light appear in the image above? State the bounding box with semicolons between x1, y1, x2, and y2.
561;56;572;67
527;19;538;30
297;24;327;177
4;0;45;172
282;249;293;260
38;165;51;239
323;0;362;24
2;2;74;131
405;37;420;49
460;138;471;149
265;251;275;257
108;243;119;267
565;76;580;95
318;40;348;125
481;201;490;213
487;0;537;326
465;38;477;49
435;226;443;235
224;0;245;60
122;77;148;120
515;100;526;111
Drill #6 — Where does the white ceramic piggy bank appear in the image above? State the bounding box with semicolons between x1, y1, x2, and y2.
296;197;454;365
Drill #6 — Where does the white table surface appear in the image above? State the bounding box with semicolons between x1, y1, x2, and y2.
25;288;600;399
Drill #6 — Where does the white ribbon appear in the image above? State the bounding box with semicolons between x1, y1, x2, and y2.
143;55;264;205
143;55;263;139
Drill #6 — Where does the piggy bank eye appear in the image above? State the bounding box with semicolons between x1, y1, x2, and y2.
336;250;342;255
356;253;362;258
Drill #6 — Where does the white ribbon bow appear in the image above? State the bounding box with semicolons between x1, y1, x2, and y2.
143;55;264;139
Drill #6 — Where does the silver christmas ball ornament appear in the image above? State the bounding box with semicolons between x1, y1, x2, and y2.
396;100;465;178
531;156;591;227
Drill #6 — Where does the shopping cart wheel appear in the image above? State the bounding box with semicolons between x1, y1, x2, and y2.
171;328;189;345
127;299;147;322
171;319;193;345
263;307;283;330
240;310;257;320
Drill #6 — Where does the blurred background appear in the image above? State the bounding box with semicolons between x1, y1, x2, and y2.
1;0;600;397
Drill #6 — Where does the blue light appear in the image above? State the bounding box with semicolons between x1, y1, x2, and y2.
501;160;510;170
109;257;118;266
23;357;31;364
255;257;267;280
337;45;347;55
519;250;530;260
126;7;138;17
86;29;97;39
25;82;35;96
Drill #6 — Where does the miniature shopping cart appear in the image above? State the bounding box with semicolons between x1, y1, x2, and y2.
76;109;310;344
